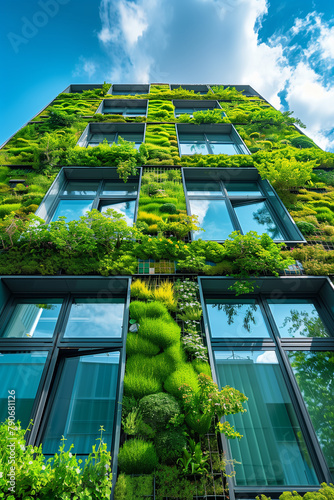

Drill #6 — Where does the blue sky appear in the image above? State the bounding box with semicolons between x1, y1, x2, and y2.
1;0;334;150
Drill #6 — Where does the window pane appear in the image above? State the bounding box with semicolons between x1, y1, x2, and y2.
100;200;136;226
90;133;116;143
103;107;125;114
180;143;208;155
42;352;120;455
124;108;146;116
102;182;138;196
206;299;270;338
63;181;99;196
214;350;318;486
225;182;262;197
117;133;143;143
63;298;125;338
186;181;223;196
234;201;284;240
2;300;62;338
189;199;234;240
210;143;238;155
51;200;93;222
206;133;232;142
179;133;205;142
287;351;334;479
268;299;330;338
0;352;48;428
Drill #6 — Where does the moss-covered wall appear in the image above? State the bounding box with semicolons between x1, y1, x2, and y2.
1;83;334;275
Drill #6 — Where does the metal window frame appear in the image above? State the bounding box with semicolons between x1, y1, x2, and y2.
198;276;334;499
108;84;151;95
35;167;142;224
0;275;132;485
95;99;149;117
77;122;146;148
176;123;250;156
182;167;306;244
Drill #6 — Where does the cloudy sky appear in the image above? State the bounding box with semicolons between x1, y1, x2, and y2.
1;0;334;150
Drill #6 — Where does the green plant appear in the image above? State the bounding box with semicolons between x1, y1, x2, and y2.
123;370;162;399
122;407;143;435
114;473;154;500
160;202;177;214
180;373;247;436
0;421;112;499
155;429;187;465
296;220;317;235
130;279;152;299
164;363;200;398
258;483;334;500
126;333;160;357
138;392;181;430
177;437;209;476
117;439;158;474
139;317;181;349
152;280;177;310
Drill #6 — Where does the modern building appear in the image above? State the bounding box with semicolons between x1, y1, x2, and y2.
0;83;333;500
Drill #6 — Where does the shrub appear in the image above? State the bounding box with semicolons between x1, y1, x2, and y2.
164;364;200;398
290;135;317;149
139;317;181;349
296;220;317;235
126;333;160;357
114;474;154;500
117;439;158;474
165;341;187;366
123;370;162;399
152;281;177;310
131;279;152;300
129;300;148;320
192;359;212;377
126;353;175;382
139;392;181;429
160;203;177;214
155;429;187;465
137;211;163;225
145;300;170;319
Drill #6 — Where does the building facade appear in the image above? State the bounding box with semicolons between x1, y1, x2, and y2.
0;83;333;499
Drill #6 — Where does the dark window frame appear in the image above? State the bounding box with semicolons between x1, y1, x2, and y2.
199;276;334;499
0;276;131;480
96;99;148;117
182;167;305;244
35;167;142;224
77;123;146;149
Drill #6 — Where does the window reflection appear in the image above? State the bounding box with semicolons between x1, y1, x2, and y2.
63;298;125;338
215;350;318;486
206;298;270;338
2;300;62;338
42;352;120;455
287;350;334;479
268;299;330;338
189;199;234;241
234;201;284;240
0;352;48;427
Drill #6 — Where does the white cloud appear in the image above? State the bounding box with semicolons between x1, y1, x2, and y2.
73;57;97;78
95;0;334;151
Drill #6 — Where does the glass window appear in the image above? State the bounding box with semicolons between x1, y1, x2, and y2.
189;199;234;241
225;182;262;197
206;298;271;339
51;199;94;222
41;352;120;455
185;181;223;197
268;299;330;338
63;298;125;339
186;177;284;241
2;299;62;338
287;351;334;479
234;201;284;240
214;350;318;486
178;132;244;156
0;352;48;427
100;200;136;226
63;182;99;196
102;181;138;196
